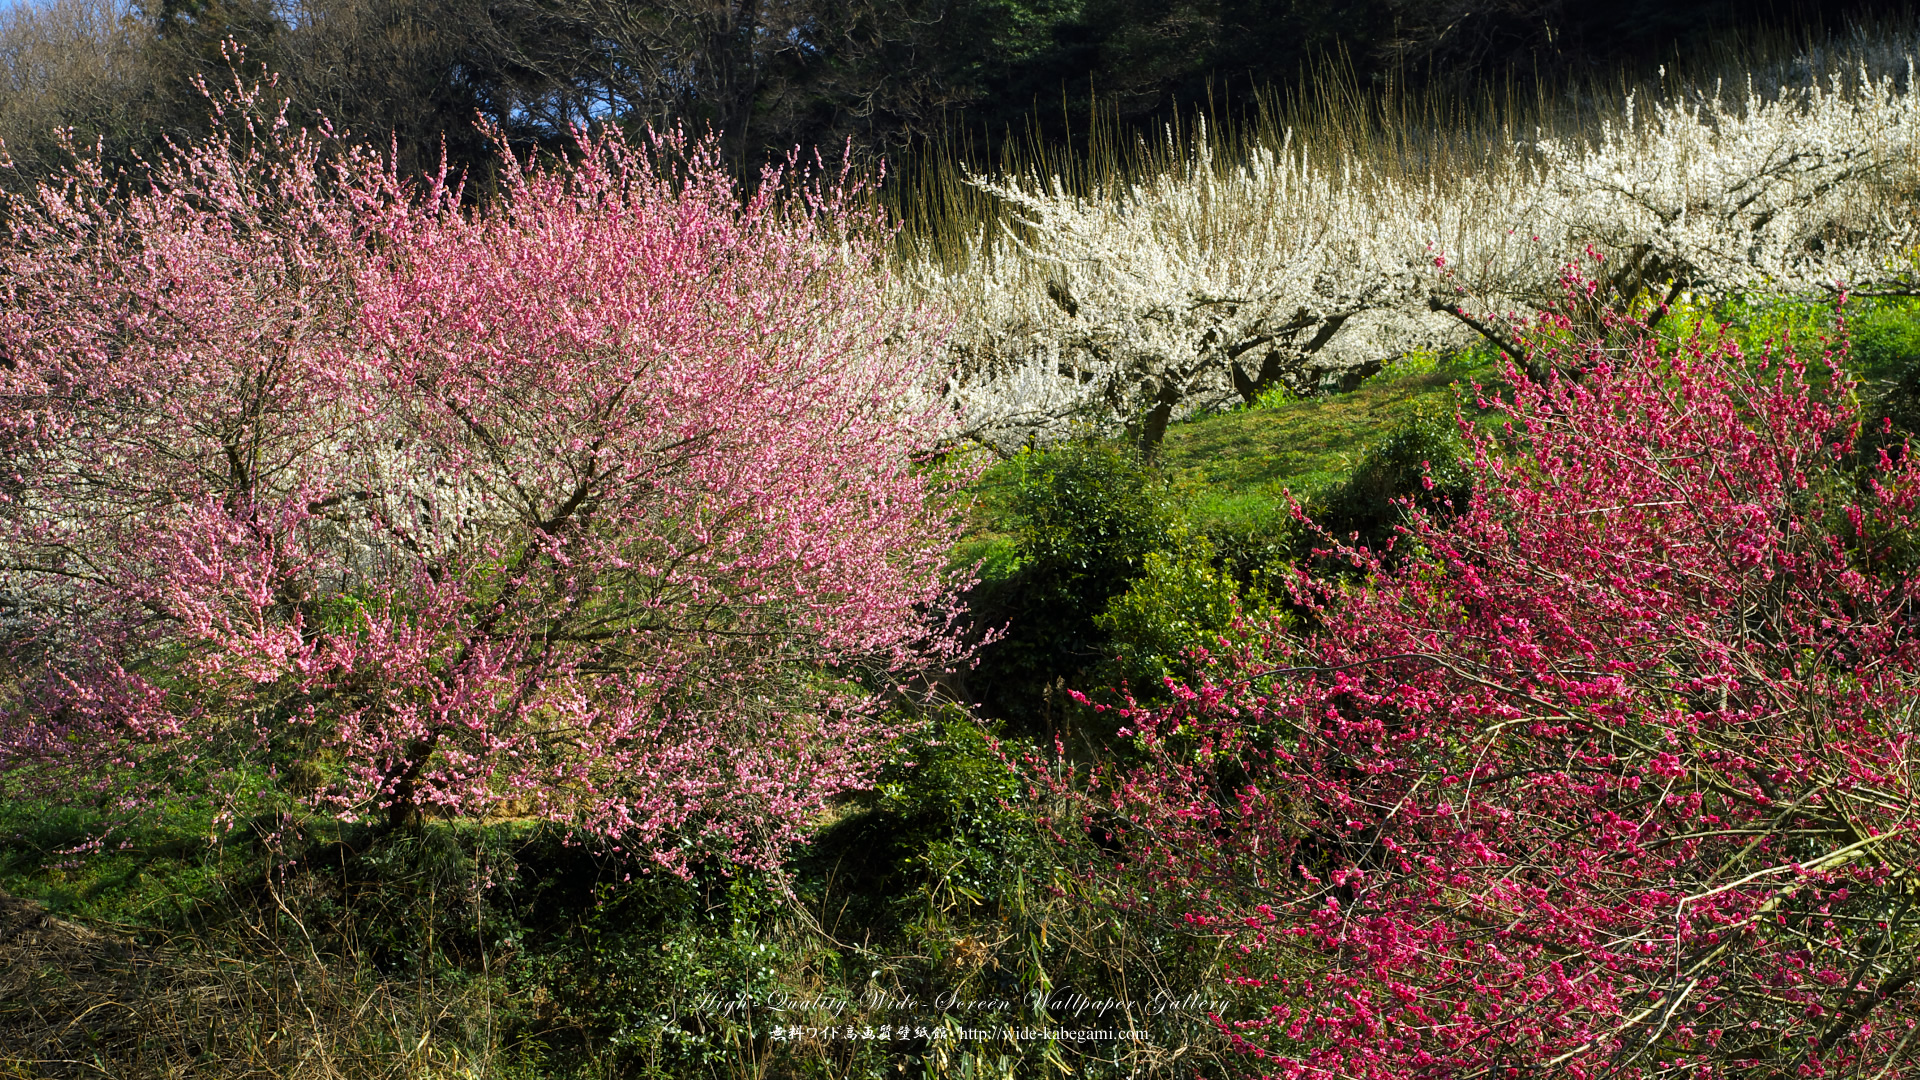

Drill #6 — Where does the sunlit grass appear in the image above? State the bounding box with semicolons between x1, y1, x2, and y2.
951;346;1502;562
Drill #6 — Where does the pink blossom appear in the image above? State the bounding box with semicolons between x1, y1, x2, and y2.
0;79;970;873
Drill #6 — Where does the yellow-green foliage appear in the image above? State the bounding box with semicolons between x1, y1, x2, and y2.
1095;529;1244;687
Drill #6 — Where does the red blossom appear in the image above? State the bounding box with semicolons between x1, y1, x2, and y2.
1050;279;1920;1077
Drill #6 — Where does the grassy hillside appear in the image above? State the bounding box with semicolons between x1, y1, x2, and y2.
1158;355;1495;529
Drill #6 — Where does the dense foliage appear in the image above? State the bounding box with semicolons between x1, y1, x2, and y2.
0;0;1905;188
963;443;1175;728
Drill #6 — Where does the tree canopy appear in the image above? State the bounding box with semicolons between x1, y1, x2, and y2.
0;0;1906;187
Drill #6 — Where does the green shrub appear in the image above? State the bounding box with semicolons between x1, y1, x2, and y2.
1095;529;1245;691
964;442;1175;731
1005;442;1172;582
1360;348;1446;388
1301;402;1472;564
800;712;1032;934
492;829;775;1077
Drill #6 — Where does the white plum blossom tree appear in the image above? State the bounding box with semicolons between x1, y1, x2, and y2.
911;131;1437;454
915;42;1920;451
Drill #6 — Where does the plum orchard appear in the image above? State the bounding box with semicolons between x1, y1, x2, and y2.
921;43;1920;451
1052;293;1920;1077
0;83;967;872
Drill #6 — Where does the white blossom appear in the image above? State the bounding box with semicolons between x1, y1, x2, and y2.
912;39;1920;450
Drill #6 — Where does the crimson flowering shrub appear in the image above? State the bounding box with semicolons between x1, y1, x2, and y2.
1057;297;1920;1077
0;81;966;871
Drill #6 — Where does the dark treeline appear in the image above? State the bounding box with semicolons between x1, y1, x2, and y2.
0;0;1907;188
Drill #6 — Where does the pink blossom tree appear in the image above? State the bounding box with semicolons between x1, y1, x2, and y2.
0;79;967;871
1056;288;1920;1076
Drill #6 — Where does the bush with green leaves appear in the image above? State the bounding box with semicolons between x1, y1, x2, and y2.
966;442;1175;730
798;711;1035;944
1299;401;1472;562
1094;529;1245;693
